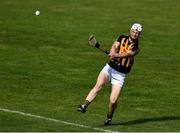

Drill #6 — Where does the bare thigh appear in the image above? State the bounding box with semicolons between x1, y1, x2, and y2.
94;71;109;90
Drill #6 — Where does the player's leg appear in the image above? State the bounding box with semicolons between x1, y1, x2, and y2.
104;85;122;125
86;71;109;102
78;71;109;113
104;69;126;125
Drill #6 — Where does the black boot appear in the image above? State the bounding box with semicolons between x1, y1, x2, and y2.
77;105;86;113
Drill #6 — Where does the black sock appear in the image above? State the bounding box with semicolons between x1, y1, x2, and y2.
83;100;90;109
107;112;113;119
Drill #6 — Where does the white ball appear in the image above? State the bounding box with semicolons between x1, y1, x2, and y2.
35;10;40;16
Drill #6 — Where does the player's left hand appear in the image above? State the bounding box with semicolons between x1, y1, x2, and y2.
108;52;116;60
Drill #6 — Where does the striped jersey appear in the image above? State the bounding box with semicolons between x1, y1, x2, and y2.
108;35;139;74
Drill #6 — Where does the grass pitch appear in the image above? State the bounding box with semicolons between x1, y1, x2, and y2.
0;0;180;132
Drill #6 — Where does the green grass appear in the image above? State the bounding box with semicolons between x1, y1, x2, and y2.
0;0;180;131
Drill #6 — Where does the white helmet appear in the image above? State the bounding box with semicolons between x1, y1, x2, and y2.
131;23;143;32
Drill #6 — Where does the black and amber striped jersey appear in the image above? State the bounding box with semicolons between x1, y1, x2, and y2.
108;35;139;74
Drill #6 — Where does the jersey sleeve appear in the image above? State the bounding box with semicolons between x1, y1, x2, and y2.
116;35;124;43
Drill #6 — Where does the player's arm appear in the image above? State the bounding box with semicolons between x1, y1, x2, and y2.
116;49;140;58
108;41;120;60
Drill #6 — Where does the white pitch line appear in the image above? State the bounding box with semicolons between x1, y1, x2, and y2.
0;107;115;132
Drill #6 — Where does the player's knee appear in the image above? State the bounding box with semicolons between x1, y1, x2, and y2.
110;97;117;104
95;82;103;89
93;84;102;93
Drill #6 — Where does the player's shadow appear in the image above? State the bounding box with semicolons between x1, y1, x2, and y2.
111;116;180;126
